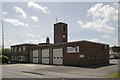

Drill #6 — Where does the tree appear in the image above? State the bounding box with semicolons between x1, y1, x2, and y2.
0;48;11;59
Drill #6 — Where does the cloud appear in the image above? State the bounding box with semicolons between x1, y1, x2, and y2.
26;33;36;38
4;18;29;27
78;3;118;34
3;39;19;48
78;38;106;44
30;16;39;22
22;33;41;38
2;12;7;15
78;19;114;34
14;6;27;19
14;6;40;22
0;12;7;16
24;38;46;44
88;3;118;21
14;6;41;23
28;2;50;14
103;35;110;38
5;40;24;48
23;33;46;44
88;38;105;43
3;12;7;15
34;25;40;28
4;37;46;48
5;40;14;48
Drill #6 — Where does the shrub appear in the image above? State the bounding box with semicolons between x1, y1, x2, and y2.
0;55;9;64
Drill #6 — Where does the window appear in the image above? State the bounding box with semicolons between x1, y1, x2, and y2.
63;26;66;31
19;47;21;52
63;40;65;42
15;47;17;52
63;34;65;38
11;56;14;60
14;56;17;60
104;45;108;49
20;56;25;61
23;46;26;51
63;33;66;42
19;56;21;60
11;47;14;52
91;57;94;59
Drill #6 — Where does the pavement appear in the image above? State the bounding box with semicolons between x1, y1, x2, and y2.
1;59;119;78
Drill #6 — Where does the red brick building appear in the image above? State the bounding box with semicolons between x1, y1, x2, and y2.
11;22;109;66
11;44;38;63
30;41;109;66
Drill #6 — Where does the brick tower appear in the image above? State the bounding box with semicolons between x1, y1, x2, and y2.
54;22;68;43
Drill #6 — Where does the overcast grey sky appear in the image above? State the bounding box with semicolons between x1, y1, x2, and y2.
0;0;119;48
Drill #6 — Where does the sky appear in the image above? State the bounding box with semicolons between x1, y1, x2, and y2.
0;1;119;48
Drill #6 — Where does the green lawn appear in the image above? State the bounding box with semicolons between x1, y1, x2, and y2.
110;72;120;78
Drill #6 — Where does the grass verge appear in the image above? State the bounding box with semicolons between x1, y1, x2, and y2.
110;72;120;78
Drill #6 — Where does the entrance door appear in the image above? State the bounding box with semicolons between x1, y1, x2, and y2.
33;50;38;63
53;48;63;65
42;49;49;64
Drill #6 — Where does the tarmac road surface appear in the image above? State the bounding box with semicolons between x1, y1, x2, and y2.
1;59;118;78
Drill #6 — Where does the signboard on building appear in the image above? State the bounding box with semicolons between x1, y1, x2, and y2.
67;46;79;53
79;54;84;58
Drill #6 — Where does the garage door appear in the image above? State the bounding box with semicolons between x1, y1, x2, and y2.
42;49;49;64
33;50;38;63
53;48;63;65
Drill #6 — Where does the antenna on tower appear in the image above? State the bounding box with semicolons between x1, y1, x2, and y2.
55;16;58;23
56;18;57;23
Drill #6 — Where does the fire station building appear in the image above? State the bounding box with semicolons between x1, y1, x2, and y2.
11;22;109;66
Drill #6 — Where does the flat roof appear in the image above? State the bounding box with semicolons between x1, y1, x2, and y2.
54;22;67;25
67;40;109;45
29;40;109;49
11;43;38;47
11;40;109;48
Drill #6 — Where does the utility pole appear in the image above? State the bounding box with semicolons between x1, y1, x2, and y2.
1;20;4;56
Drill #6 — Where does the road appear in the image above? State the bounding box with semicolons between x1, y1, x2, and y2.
1;59;119;78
